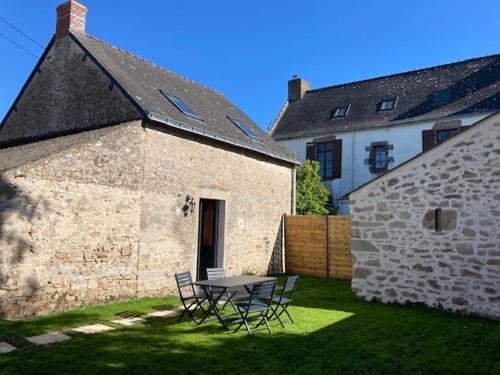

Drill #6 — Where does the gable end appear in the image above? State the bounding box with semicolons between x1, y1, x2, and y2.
0;35;143;148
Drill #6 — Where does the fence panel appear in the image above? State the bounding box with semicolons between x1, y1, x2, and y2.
285;215;352;279
327;216;352;279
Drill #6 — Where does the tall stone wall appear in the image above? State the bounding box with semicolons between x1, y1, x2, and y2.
136;123;292;296
349;115;500;319
0;120;293;319
0;122;144;319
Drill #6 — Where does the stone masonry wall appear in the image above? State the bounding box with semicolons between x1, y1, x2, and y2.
136;123;292;296
349;115;500;319
0;120;293;319
0;122;144;319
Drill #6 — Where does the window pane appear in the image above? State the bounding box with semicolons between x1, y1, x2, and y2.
326;160;333;177
162;92;200;118
436;129;458;142
332;105;349;118
380;98;396;111
433;89;451;105
373;145;387;170
228;117;260;140
317;142;334;178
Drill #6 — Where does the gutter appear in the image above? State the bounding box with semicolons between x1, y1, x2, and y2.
146;112;300;166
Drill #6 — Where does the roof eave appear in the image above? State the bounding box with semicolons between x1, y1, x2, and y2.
268;101;289;137
146;112;300;166
0;36;56;129
273;109;497;141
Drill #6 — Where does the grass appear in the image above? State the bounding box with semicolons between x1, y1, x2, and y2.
0;276;499;374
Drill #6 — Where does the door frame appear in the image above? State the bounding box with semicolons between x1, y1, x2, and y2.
196;199;225;280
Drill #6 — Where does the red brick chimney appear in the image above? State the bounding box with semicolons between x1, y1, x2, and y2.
56;1;88;41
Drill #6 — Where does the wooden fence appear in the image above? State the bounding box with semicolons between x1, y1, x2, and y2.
285;215;352;279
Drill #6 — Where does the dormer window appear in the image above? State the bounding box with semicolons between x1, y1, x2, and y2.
378;97;398;111
160;90;202;120
432;89;451;105
330;105;350;118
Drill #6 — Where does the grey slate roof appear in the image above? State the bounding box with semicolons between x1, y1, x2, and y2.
71;33;296;164
272;54;500;140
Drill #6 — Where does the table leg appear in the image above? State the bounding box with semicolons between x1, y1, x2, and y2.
199;285;230;330
244;284;252;295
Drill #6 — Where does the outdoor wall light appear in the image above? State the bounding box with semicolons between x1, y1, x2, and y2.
183;195;196;217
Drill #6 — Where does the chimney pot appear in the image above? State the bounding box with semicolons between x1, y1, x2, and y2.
288;77;310;102
56;0;88;42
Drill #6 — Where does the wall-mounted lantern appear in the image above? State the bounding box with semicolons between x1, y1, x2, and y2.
182;195;196;217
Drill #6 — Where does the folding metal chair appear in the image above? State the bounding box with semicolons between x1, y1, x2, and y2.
206;268;238;312
235;280;276;335
265;275;299;327
175;271;208;324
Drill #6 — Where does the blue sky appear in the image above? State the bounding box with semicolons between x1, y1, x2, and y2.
1;0;499;129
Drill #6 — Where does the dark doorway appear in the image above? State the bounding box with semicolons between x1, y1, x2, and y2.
197;199;221;280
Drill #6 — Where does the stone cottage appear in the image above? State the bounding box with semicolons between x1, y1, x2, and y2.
347;112;500;319
0;1;297;319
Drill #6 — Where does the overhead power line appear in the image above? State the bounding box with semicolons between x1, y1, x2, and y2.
0;32;39;59
0;16;44;49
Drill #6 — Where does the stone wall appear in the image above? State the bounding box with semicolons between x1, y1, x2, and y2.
349;114;500;319
0;122;144;319
136;123;292;296
0;121;293;319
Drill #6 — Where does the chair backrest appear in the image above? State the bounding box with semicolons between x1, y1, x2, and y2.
175;271;194;299
250;280;276;307
280;275;299;302
206;268;225;280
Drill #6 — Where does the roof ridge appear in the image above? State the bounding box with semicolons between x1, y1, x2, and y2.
78;33;224;96
307;52;500;94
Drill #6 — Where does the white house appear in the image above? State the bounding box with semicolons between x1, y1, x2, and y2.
270;54;500;214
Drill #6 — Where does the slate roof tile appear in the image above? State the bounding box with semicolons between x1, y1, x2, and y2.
72;33;295;164
272;54;500;139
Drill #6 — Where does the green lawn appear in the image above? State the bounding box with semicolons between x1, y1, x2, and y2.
0;276;499;374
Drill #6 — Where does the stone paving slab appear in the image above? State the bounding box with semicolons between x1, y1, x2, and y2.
26;332;71;346
176;305;197;311
146;310;178;318
72;324;115;334
0;342;17;354
111;317;144;326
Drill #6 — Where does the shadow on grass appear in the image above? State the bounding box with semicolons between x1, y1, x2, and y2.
0;277;498;374
0;296;180;341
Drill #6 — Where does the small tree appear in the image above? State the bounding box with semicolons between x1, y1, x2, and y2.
295;161;332;215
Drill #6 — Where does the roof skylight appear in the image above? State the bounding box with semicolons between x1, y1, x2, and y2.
379;97;398;111
228;117;260;140
331;105;350;118
160;90;201;119
432;89;451;105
